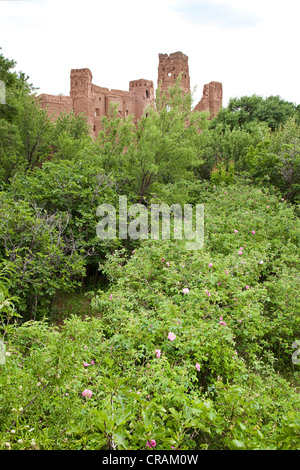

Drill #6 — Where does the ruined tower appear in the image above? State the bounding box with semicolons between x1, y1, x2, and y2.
157;51;190;95
157;51;222;118
128;79;155;121
194;81;223;119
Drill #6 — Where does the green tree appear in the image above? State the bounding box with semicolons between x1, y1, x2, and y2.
0;192;86;318
125;80;208;203
0;50;53;181
244;118;300;202
211;94;297;132
0;119;23;185
0;48;33;122
10;160;121;282
95;104;136;174
49;110;92;161
14;91;53;172
196;121;269;179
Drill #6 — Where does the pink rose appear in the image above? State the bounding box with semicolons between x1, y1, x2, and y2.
155;349;161;358
146;440;156;448
168;332;176;341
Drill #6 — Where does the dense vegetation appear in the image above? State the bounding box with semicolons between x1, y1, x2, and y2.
0;49;300;450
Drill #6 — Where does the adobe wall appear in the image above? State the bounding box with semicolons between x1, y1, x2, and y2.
69;68;154;135
38;94;73;119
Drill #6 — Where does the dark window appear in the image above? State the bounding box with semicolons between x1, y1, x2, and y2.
146;90;149;98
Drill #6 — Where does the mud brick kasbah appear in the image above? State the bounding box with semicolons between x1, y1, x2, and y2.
38;51;223;137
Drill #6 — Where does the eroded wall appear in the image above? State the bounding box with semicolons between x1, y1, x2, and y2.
194;81;223;119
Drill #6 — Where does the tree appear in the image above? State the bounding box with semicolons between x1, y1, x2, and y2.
0;50;53;181
93;104;136;180
0;48;33;123
14;91;53;172
10;160;121;281
211;94;297;132
49;110;92;161
0;119;24;185
124;80;208;203
244;118;300;202
0;192;86;318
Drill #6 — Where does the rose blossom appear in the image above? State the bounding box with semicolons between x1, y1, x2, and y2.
155;349;161;358
168;332;176;341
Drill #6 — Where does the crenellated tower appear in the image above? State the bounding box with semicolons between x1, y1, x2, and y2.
129;79;155;120
70;68;94;128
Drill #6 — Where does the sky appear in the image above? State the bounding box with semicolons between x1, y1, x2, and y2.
0;0;299;108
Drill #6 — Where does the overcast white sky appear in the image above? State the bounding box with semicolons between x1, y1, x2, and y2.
0;0;299;108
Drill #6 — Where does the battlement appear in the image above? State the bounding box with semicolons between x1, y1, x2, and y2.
130;79;154;88
71;68;93;75
38;93;72;119
159;51;189;62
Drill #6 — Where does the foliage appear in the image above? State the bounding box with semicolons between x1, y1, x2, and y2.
91;80;208;203
244;118;300;203
49;110;92;161
211;94;298;132
0;50;300;450
1;184;299;450
0;192;86;319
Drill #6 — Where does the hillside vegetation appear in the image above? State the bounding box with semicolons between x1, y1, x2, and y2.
0;49;300;450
